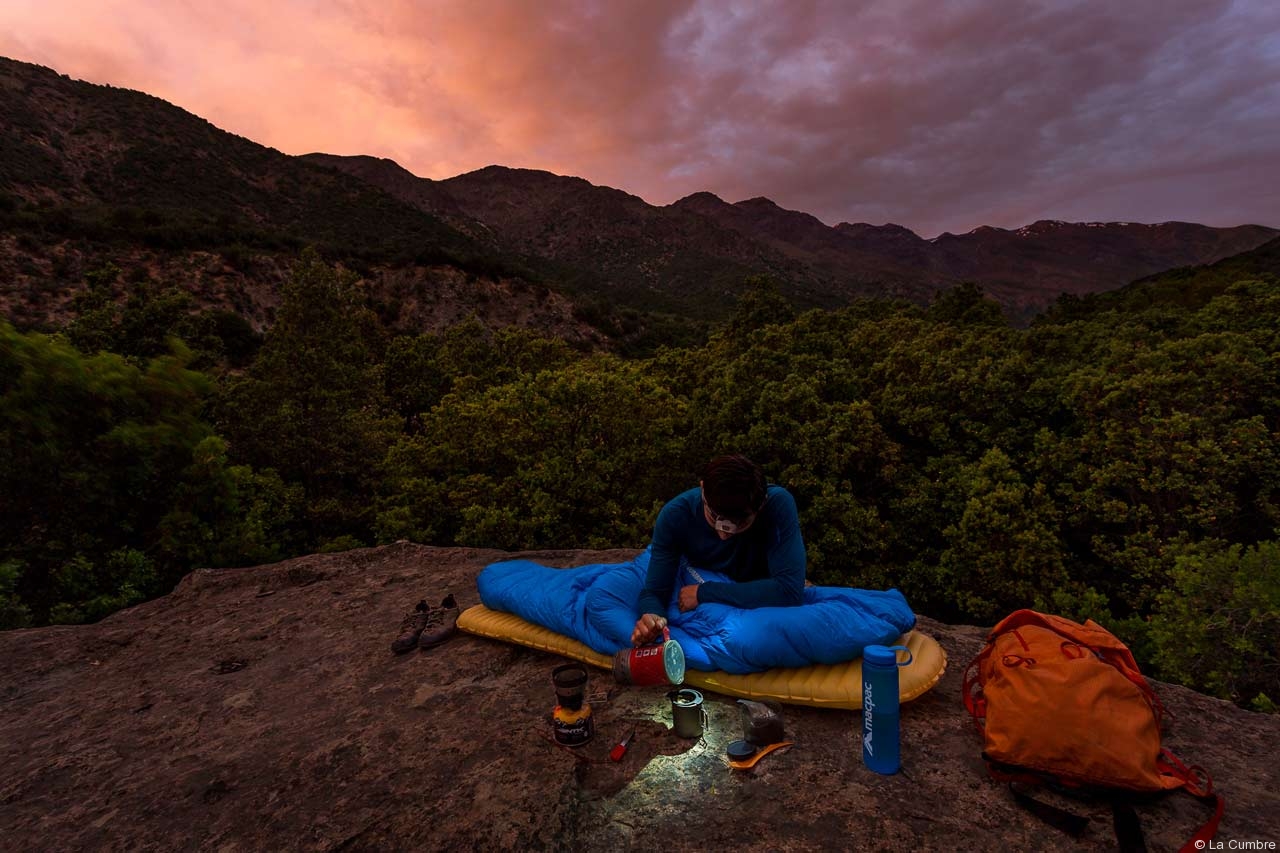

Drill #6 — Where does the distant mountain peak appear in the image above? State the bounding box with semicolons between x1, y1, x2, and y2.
669;191;731;213
1011;219;1083;237
671;190;727;204
732;197;832;230
735;196;783;209
447;164;587;190
461;164;567;181
303;152;417;180
447;166;669;211
306;153;396;166
834;222;924;241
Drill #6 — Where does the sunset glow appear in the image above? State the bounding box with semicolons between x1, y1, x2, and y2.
2;0;1277;235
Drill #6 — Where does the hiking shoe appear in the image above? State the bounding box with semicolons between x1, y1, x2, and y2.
391;600;430;654
418;594;459;649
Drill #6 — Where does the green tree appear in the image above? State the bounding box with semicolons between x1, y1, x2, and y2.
156;435;306;569
937;448;1068;622
0;560;32;629
384;318;575;432
927;282;1007;327
1149;540;1280;706
379;357;689;549
219;250;397;547
0;321;216;621
724;275;796;344
1042;330;1279;612
66;273;262;370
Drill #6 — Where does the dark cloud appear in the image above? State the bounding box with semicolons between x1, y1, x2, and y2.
1;0;1276;234
646;0;1280;233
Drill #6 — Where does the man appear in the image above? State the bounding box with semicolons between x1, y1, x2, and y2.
631;454;806;646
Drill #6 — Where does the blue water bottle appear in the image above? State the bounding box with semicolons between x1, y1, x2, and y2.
862;644;912;775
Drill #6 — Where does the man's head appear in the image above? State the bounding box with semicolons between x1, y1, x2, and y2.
700;454;767;530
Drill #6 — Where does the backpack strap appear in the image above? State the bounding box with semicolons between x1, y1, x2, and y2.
993;742;1224;852
1005;781;1145;851
1157;749;1225;853
1110;801;1147;853
962;651;990;726
1007;784;1089;838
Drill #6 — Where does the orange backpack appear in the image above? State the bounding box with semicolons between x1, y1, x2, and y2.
963;610;1223;852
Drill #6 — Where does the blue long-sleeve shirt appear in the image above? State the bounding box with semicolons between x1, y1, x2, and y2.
637;485;806;616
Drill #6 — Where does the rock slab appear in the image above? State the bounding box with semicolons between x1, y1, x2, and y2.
2;543;1277;851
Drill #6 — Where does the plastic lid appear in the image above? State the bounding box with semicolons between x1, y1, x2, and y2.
664;638;687;684
863;644;905;667
552;663;588;689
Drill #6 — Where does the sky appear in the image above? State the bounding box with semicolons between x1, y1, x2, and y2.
2;0;1278;237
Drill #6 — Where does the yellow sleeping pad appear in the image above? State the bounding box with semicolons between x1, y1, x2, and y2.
457;604;947;710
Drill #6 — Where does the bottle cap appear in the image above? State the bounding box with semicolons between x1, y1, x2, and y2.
863;645;902;667
663;636;686;684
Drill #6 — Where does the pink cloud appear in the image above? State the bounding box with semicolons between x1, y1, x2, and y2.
2;0;1277;235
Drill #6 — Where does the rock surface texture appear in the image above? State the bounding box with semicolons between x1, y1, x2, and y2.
2;543;1277;851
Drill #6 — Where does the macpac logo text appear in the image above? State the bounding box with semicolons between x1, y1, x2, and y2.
863;683;875;756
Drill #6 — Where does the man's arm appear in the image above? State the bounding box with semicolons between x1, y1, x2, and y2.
636;501;683;619
633;542;679;645
637;542;680;617
697;489;806;609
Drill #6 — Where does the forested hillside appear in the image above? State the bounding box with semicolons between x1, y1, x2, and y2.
3;249;1277;711
6;55;1277;360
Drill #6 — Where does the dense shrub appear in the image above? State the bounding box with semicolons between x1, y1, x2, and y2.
1149;541;1280;708
217;250;397;545
0;321;218;621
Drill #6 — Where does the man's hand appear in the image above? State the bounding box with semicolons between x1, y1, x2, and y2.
678;584;700;613
631;613;667;646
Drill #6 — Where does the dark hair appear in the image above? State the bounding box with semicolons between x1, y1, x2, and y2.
701;454;767;521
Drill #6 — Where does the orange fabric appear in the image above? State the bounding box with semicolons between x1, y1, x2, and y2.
965;609;1183;793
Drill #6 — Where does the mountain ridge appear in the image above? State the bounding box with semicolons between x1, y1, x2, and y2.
313;150;1277;319
2;53;1277;336
0;57;603;345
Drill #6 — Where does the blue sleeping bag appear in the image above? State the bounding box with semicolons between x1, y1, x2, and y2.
477;549;916;674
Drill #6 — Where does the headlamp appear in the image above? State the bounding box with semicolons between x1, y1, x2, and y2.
703;497;755;534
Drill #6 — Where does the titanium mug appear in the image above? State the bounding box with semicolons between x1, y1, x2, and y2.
668;687;708;739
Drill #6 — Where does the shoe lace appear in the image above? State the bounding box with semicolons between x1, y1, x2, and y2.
399;600;429;630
